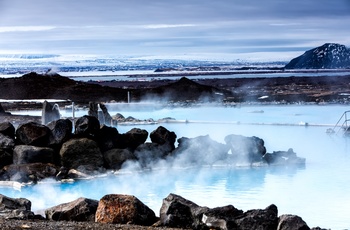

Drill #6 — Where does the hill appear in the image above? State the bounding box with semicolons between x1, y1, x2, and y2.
285;43;350;69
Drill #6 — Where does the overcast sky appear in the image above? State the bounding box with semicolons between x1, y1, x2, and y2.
0;0;349;61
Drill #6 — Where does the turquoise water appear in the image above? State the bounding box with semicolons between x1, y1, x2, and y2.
4;105;350;229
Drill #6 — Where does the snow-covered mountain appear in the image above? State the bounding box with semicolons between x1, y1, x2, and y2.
285;43;350;69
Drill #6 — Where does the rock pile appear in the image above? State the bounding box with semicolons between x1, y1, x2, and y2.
0;193;325;229
0;115;305;183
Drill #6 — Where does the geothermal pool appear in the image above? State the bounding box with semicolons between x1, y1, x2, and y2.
4;104;350;229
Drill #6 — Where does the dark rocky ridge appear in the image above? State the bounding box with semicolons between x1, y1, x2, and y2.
285;43;350;69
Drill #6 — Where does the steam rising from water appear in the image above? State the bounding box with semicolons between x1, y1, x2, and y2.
2;105;350;229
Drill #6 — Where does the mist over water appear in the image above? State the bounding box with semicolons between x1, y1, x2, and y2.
4;104;350;229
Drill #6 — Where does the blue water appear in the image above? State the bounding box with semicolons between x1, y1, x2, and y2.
4;105;350;229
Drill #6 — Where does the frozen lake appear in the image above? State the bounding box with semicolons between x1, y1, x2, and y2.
4;104;350;229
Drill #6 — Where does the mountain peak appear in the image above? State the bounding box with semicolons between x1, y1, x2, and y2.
285;43;350;69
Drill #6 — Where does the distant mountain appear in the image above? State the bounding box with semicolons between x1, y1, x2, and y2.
285;43;350;69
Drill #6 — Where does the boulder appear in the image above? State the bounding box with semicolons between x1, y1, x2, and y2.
224;134;266;164
0;122;15;139
47;119;73;147
15;122;51;147
13;145;55;165
42;100;61;125
95;194;157;226
99;103;113;125
159;193;209;228
150;126;177;150
172;135;229;165
277;214;310;230
0;194;35;220
263;148;306;165
117;128;148;150
231;204;278;230
75;115;100;137
0;163;59;183
59;138;104;172
201;205;244;229
103;148;137;170
0;148;13;168
134;143;173;167
0;133;15;150
45;197;98;221
96;125;120;152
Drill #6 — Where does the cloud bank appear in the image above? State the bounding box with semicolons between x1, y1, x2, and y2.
0;0;349;60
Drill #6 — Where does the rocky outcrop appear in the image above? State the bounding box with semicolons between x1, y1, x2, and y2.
45;197;98;222
285;43;350;69
0;117;305;183
95;194;157;225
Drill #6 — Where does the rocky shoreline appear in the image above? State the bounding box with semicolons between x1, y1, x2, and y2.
0;72;346;229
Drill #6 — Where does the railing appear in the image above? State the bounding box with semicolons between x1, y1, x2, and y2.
327;110;350;134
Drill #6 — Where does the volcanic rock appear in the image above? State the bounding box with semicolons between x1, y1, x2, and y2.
172;135;229;165
45;197;98;222
285;43;350;69
13;145;55;165
150;126;177;151
47;119;73;147
224;134;266;164
103;148;137;170
95;125;120;152
15;122;51;147
159;193;209;228
263;148;306;165
0;149;13;168
0;194;35;220
59;138;104;172
201;205;244;229
0;133;15;150
277;214;310;230
42;100;61;125
95;194;157;226
0;122;15;139
134;142;173;167
0;163;59;183
117;128;148;150
231;204;278;230
75;115;100;137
